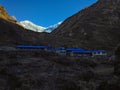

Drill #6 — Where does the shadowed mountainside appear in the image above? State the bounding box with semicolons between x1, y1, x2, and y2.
51;0;120;51
0;5;50;46
0;18;50;45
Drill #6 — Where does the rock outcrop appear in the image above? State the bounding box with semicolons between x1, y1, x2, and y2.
0;6;17;22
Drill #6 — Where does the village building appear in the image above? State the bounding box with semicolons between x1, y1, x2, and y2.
16;45;48;50
16;45;107;57
90;50;107;57
66;48;107;57
66;48;86;56
54;46;66;55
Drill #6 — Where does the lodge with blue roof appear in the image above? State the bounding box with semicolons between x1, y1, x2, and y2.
16;45;107;57
54;47;107;57
16;45;48;50
66;49;107;57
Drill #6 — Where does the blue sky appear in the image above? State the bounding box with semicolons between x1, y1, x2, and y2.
0;0;97;27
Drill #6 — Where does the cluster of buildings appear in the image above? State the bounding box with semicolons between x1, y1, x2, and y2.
16;45;107;57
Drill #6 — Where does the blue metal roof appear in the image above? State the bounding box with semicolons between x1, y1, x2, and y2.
71;50;106;53
66;48;85;51
88;50;106;52
72;50;91;53
16;45;47;49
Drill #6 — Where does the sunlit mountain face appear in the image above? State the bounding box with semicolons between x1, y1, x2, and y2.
20;20;62;33
20;20;45;32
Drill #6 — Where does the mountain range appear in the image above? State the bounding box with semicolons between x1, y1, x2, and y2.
1;0;120;51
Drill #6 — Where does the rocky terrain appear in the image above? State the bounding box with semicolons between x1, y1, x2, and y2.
0;6;17;22
0;47;117;90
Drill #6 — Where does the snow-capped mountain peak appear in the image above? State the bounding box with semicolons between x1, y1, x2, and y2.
20;20;46;32
20;20;62;33
44;21;62;33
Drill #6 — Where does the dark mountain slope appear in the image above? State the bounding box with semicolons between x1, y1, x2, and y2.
52;0;120;50
0;6;49;45
0;18;49;45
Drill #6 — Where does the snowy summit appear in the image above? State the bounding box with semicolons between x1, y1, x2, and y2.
20;20;62;33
